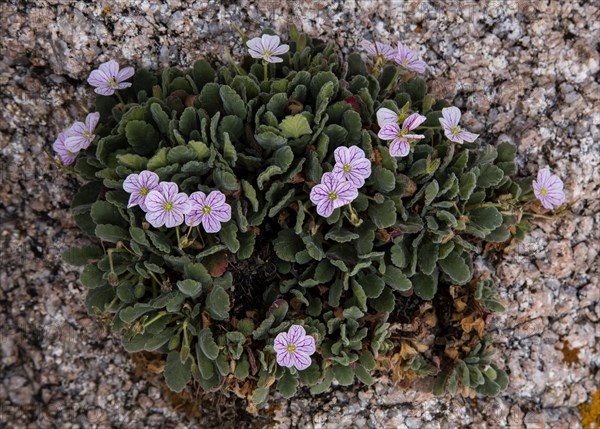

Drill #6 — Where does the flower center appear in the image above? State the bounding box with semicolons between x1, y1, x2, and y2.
402;58;410;66
540;187;549;197
342;164;352;173
451;126;461;135
84;131;92;138
139;187;149;196
328;192;338;201
108;77;118;87
202;205;212;215
163;201;174;212
263;48;271;57
286;344;296;353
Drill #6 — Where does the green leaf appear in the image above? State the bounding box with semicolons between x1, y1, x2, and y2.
150;103;170;135
332;364;354;386
95;224;129;243
368;198;397;228
383;266;412;291
63;245;103;266
220;85;247;119
255;132;287;151
325;227;359;243
184;262;212;284
477;377;502;397
177;279;202;298
147;147;169;170
424;180;439;206
80;264;107;289
192;60;215;90
438;251;472;284
164;351;192;393
241;180;260;211
213;169;239;192
279;115;312;139
411;272;437;300
359;273;385;298
119;303;154;323
355;365;375;385
468;207;503;230
278;371;299;399
125;120;159;155
198;328;219;360
371;166;396;193
273;229;304;262
459;171;477;200
206;286;230;321
218;222;240;252
116;153;147;171
477;164;504;188
369;286;395;313
198;82;222;116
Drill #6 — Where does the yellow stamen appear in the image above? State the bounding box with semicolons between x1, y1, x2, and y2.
342;164;352;173
163;201;174;212
286;344;296;353
540;187;549;197
328;192;338;201
451;126;461;135
139;187;149;196
202;205;212;215
108;77;118;87
84;131;92;138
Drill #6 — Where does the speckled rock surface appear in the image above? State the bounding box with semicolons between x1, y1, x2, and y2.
1;0;598;428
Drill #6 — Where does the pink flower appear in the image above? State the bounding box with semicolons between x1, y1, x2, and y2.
310;173;359;218
439;107;479;144
377;112;426;157
376;107;399;128
394;43;427;74
52;131;79;165
87;60;135;96
274;325;316;371
63;112;100;152
185;191;232;233
362;40;396;61
332;146;372;188
123;170;160;212
533;168;566;210
246;34;289;63
144;182;190;228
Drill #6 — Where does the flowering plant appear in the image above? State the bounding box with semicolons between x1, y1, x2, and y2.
55;28;565;408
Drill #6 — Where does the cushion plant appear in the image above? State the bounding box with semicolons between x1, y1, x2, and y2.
54;27;566;408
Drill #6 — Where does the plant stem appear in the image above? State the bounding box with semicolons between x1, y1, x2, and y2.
115;90;126;106
263;61;268;82
143;312;168;329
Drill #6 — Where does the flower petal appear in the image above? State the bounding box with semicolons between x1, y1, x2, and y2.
442;107;461;127
271;44;289;55
378;123;400;140
277;351;294;368
316;200;335;217
389;139;410;157
145;209;166;228
202;214;222;233
458;129;479;143
294;336;316;355
261;34;281;53
264;56;283;63
376;108;399;128
287;325;306;344
402;113;427;131
117;66;135;81
292;352;312;371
